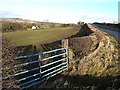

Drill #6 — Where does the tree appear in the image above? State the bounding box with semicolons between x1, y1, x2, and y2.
78;21;84;25
78;21;81;25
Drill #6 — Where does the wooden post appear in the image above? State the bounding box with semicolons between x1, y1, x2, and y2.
61;39;74;63
61;39;69;68
61;39;68;49
61;39;68;59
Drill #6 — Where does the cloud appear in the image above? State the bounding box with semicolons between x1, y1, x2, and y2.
0;10;20;18
1;9;117;23
0;8;81;23
0;6;117;23
81;13;117;23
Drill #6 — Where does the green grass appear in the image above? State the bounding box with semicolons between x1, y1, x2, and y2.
3;26;80;46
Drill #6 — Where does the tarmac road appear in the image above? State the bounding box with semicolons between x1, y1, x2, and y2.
92;24;120;40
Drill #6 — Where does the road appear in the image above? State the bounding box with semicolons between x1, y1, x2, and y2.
92;24;120;40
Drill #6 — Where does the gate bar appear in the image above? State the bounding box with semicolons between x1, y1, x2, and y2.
42;65;67;78
42;48;65;54
41;62;67;74
41;57;67;68
41;52;66;61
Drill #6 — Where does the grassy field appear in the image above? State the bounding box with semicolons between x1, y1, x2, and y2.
3;26;80;46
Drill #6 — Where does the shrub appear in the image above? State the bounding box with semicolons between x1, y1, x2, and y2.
2;21;33;32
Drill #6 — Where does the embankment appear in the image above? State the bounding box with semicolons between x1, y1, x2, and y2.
45;24;120;89
69;24;120;76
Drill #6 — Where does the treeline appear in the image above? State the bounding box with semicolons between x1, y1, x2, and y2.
94;22;120;29
61;24;75;27
2;21;76;32
2;21;33;32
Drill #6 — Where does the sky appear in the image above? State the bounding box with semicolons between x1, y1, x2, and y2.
0;0;119;23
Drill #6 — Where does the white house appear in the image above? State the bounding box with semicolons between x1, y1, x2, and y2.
32;26;37;30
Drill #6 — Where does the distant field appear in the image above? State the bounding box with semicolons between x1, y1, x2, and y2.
3;26;80;46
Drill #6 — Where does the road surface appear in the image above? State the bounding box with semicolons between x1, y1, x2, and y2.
92;24;120;40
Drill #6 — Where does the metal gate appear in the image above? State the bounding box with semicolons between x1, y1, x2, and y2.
1;48;69;89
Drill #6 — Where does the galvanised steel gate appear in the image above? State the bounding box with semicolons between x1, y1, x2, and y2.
1;48;69;89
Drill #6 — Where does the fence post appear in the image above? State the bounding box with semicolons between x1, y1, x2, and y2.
61;39;68;49
61;39;69;71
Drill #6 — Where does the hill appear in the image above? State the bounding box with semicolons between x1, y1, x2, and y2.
1;18;75;32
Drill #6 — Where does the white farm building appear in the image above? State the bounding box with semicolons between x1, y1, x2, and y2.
32;26;37;30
